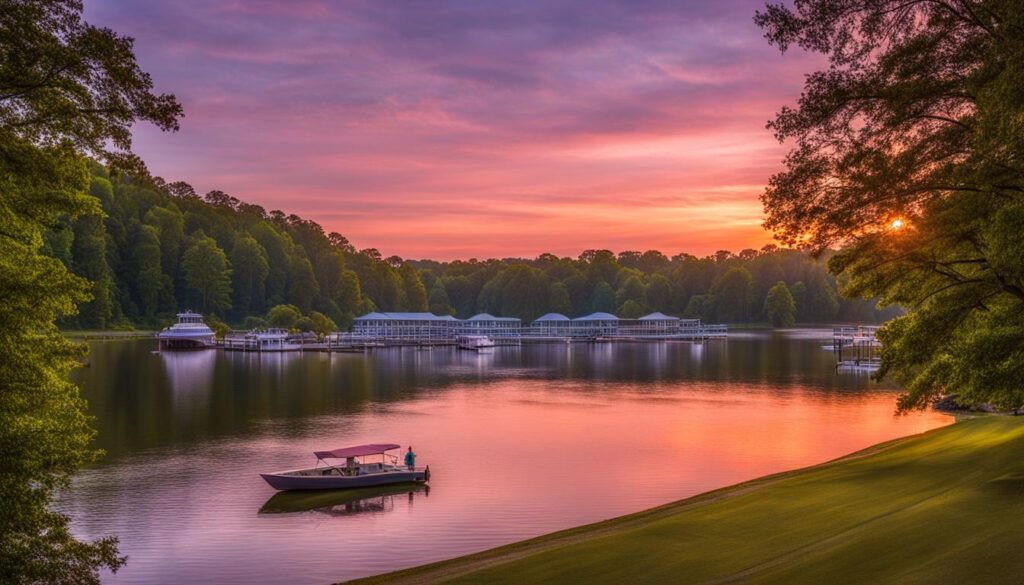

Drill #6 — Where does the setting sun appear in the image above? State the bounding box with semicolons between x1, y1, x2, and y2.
890;218;905;230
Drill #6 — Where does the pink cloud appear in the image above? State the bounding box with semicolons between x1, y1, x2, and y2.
91;0;819;259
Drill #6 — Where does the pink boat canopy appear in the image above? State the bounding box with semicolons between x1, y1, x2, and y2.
314;444;401;459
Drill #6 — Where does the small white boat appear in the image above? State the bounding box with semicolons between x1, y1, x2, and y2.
254;328;301;351
225;328;303;352
457;335;495;351
157;311;215;350
260;444;428;491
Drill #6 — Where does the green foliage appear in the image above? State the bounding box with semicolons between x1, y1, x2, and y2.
399;263;428;311
267;304;302;329
617;299;646;319
710;267;753;323
757;0;1024;409
204;313;231;340
428;280;455;316
287;249;319;313
764;281;796;328
0;0;184;580
242;315;267;330
128;220;164;319
588;281;616;314
70;211;114;328
644;274;672;311
308;311;337;340
230;234;269;320
181;235;232;315
615;275;647;310
549;282;572;316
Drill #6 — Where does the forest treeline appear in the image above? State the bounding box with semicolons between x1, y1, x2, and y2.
45;163;899;331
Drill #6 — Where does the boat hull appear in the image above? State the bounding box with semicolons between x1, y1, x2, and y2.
260;469;426;491
157;335;215;350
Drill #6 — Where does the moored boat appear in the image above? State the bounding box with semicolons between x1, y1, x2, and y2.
457;335;495;351
157;311;216;350
260;443;428;491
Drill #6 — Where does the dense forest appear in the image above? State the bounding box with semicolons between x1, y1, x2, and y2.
44;163;899;331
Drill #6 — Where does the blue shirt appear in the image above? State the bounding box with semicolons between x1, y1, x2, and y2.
404;451;415;466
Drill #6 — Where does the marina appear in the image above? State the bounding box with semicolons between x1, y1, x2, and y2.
63;329;951;585
161;311;730;354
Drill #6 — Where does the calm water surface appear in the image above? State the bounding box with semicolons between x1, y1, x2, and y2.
62;330;951;584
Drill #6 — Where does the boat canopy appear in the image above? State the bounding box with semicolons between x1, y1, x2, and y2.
314;444;401;459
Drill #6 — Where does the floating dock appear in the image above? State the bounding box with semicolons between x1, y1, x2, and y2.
832;326;881;371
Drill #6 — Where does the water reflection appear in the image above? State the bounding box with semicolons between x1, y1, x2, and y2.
62;330;947;585
259;483;430;516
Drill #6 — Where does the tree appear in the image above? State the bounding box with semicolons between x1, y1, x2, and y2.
444;276;477;317
128;220;164;321
428;280;455;315
764;281;796;328
181;236;232;315
399;263;428;311
710;267;753;323
549;282;572;316
756;0;1024;410
618;299;646;319
70;209;114;329
204;313;232;340
803;270;839;322
644;274;672;312
588;281;616;314
684;294;714;321
250;223;291;306
267;304;302;329
790;281;807;320
308;311;337;340
287;249;319;313
615;275;647;310
230;235;269;320
143;204;185;286
0;0;182;580
295;315;315;332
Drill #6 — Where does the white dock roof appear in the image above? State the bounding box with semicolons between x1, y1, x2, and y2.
534;313;570;322
638;312;679;321
573;312;619;321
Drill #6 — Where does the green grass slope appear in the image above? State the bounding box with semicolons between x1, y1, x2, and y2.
351;416;1024;584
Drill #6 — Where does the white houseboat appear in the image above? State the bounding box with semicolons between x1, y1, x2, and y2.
223;328;302;352
157;311;216;350
456;335;496;351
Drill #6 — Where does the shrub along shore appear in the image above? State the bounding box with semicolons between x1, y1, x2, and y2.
349;416;1024;585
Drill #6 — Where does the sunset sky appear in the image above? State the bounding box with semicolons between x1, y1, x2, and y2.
87;0;819;260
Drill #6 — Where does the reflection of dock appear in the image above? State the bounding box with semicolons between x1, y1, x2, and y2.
832;326;881;371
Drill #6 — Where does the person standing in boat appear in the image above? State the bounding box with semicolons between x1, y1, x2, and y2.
404;446;416;470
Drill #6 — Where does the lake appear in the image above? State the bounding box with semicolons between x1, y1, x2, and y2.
62;329;951;584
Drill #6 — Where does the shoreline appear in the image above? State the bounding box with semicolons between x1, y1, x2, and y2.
62;330;155;340
347;416;1024;584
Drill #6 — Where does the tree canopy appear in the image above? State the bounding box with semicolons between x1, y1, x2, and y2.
0;0;182;581
756;0;1024;410
764;281;797;328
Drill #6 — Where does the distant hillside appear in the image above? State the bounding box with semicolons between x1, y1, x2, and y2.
44;163;899;331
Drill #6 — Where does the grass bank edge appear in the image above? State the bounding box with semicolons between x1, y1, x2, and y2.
344;416;988;585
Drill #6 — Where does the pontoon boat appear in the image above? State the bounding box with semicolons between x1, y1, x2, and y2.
260;444;428;491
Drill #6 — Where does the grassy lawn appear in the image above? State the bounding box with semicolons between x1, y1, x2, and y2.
351;416;1024;584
